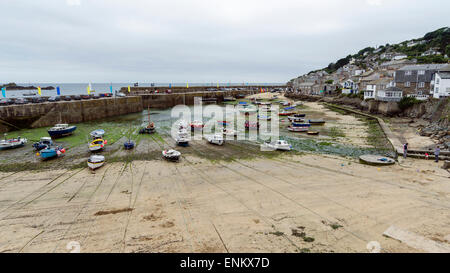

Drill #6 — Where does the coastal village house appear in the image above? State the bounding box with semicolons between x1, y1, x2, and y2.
340;79;358;94
393;64;448;99
375;86;403;102
431;64;450;99
363;78;393;100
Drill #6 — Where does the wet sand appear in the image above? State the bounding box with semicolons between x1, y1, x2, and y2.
0;153;448;253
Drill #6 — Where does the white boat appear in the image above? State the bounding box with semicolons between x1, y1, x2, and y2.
87;155;105;170
162;149;181;161
89;138;107;152
222;128;237;137
287;126;309;132
263;140;292;151
90;129;105;139
287;116;305;122
206;134;224;145
177;120;189;130
175;129;190;146
0;135;27;150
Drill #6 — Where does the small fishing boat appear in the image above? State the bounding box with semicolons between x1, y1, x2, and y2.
124;140;135;150
222;128;237;137
287;113;306;120
307;131;320;135
38;146;65;160
245;121;259;130
190;120;204;131
89;138;107;152
32;137;53;151
175;129;190;146
87;155;105;170
139;109;156;134
279;111;295;116
48;124;77;138
162;149;181;161
308;119;326;125
0;135;27;150
262;140;292;151
90;129;105;139
287;126;309;132
287;116;304;122
258;115;272;121
291;122;311;128
206;134;224;146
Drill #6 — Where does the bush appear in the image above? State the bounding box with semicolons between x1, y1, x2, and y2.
398;97;421;111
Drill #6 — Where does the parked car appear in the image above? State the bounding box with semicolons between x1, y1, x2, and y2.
62;96;72;101
91;94;100;99
81;94;91;100
48;96;61;102
14;98;28;105
31;97;45;103
73;95;82;100
0;98;14;106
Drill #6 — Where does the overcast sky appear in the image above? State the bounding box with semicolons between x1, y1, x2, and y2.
0;0;449;83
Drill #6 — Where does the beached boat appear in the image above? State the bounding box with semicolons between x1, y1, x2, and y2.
287;126;309;132
90;129;105;139
279;111;295;116
206;134;224;146
139;109;156;134
88;155;105;170
0;135;27;150
239;105;257;115
307;131;320;135
32;137;53;151
245;121;259;130
38;146;65;160
222;128;237;137
287;113;306;120
124;140;135;150
89;138;107;152
48;124;77;138
287;116;304;122
190;120;204;131
291;122;311;128
162;149;181;161
263;140;292;151
308;119;326;125
258;115;272;121
175;129;190;146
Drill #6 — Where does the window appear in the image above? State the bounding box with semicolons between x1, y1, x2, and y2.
405;70;412;76
436;78;440;85
405;82;410;87
419;82;425;88
418;70;425;75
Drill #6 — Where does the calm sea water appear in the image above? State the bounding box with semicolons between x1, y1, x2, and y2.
5;83;284;98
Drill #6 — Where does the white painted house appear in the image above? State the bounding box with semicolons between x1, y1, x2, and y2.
341;79;358;94
376;87;403;102
392;53;408;60
431;71;450;99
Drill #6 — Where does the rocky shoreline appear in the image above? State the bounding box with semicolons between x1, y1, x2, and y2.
0;82;54;90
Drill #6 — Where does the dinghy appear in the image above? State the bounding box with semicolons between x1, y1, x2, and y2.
287;114;306;122
190;120;204;131
38;146;65;160
307;131;320;135
90;129;105;139
88;155;105;170
291;122;311;128
263;140;292;151
124;140;135;150
162;149;181;161
32;137;53;151
175;129;190;146
287;126;309;132
279;111;295;116
308;119;326;125
48;124;77;138
89;138;107;152
0;135;27;150
206;134;224;146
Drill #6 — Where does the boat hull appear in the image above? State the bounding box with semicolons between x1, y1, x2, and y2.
48;126;77;138
88;161;105;170
288;126;308;132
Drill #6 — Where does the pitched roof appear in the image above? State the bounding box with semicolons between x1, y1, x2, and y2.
399;64;448;71
437;72;450;79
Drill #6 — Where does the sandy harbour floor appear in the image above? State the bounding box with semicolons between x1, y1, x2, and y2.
0;152;449;253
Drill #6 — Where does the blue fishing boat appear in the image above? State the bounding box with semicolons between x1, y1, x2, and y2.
32;137;53;151
124;140;135;150
90;129;105;139
48;124;77;138
292;123;311;127
38;146;65;160
308;119;326;125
